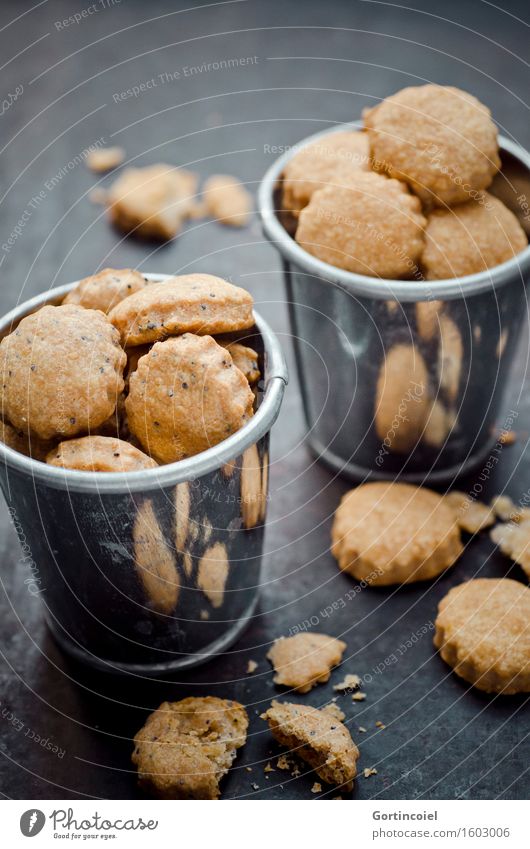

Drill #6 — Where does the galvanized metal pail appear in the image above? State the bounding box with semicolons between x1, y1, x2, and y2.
0;276;287;674
259;128;530;483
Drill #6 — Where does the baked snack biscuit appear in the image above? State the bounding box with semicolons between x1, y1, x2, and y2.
261;700;359;790
203;174;252;227
434;578;530;693
364;85;500;207
295;171;426;278
0;417;54;461
282;130;370;216
445;491;494;534
375;344;430;453
46;435;157;472
109;274;254;346
126;334;254;463
63;268;148;313
106;164;198;240
132;697;249;799
217;341;260;385
267;633;347;693
421;194;527;280
0;305;126;440
490;520;530;579
331;482;462;585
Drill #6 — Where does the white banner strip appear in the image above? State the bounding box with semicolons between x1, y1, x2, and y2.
2;799;527;847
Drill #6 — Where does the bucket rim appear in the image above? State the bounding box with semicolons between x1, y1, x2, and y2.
0;274;288;493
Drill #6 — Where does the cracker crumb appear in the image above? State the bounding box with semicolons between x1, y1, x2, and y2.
321;702;346;722
375;721;386;729
363;767;378;778
200;609;210;620
358;726;367;733
246;659;258;674
499;429;517;445
333;673;362;692
245;766;252;772
490;520;530;578
291;765;301;778
445;490;495;533
276;755;291;771
352;691;366;702
491;494;530;523
251;782;259;791
311;782;322;793
86;146;125;173
264;762;275;773
89;187;107;205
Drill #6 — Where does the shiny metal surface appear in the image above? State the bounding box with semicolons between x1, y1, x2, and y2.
0;278;287;673
259;131;530;482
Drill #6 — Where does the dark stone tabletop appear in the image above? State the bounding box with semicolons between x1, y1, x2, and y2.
0;0;528;800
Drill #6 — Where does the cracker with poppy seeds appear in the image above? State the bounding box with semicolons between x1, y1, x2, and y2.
0;304;126;440
109;274;254;347
126;334;254;464
46;435;157;472
261;700;359;791
63;268;148;314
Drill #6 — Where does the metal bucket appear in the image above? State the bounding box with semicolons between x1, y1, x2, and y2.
259;127;530;483
0;276;287;674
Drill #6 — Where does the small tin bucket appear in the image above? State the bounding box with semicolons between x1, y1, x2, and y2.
0;276;287;674
259;127;530;483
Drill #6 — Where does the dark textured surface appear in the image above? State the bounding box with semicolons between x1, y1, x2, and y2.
0;0;529;800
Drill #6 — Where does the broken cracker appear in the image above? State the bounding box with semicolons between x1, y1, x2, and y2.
263;701;360;791
267;633;346;694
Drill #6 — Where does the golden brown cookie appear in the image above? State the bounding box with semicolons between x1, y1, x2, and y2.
217;341;260;385
295;171;426;278
261;700;359;790
132;697;249;799
46;435;156;472
63;268;148;313
364;85;500;207
490;520;530;579
331;482;462;586
109;274;254;346
375;344;430;453
445;491;495;534
434;578;530;693
203;174;252;227
282;130;370;216
106;164;198;240
126;334;254;464
0;305;126;440
0;417;54;462
421;194;527;279
267;633;346;693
